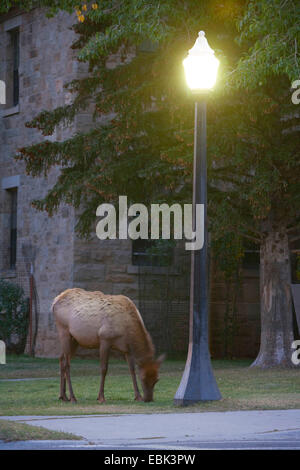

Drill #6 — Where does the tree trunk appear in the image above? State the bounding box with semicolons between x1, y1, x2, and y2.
251;225;295;368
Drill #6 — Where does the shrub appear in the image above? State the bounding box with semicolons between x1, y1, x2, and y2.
0;280;29;354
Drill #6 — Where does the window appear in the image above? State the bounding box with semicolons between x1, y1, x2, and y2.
5;28;20;108
291;252;300;283
242;250;260;269
11;29;20;107
291;237;300;283
132;239;173;267
8;188;17;269
242;240;260;270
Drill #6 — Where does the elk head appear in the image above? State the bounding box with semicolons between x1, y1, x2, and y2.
139;354;165;402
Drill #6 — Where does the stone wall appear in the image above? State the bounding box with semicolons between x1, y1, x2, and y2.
0;7;141;358
74;235;139;301
0;8;79;357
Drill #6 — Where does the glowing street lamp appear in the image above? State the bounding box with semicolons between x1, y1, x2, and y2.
174;31;221;405
183;31;219;91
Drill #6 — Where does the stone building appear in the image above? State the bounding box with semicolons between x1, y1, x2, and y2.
0;7;261;358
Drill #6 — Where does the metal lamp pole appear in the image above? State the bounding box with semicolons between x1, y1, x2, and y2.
174;31;221;405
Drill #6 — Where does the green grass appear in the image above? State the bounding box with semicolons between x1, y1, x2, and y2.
0;419;80;442
0;355;299;416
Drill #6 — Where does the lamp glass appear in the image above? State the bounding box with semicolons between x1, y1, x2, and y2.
183;31;219;91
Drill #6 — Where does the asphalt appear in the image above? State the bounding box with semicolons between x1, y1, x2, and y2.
1;409;300;450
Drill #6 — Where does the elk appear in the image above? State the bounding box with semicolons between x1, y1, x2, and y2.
52;288;164;403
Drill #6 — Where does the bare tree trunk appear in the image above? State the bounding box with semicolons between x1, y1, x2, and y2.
251;225;295;368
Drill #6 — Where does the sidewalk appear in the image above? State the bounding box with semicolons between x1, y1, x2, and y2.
1;409;300;449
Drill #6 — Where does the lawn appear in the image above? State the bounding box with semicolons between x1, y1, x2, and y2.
0;419;80;442
0;355;299;416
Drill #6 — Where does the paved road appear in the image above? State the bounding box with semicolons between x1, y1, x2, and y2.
1;409;300;450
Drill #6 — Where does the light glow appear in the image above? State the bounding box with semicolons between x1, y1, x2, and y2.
183;31;219;91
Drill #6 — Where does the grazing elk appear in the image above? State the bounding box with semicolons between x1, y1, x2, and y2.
52;288;164;403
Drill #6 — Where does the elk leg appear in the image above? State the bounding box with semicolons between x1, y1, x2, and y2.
97;341;110;403
59;354;69;401
65;353;77;403
126;353;142;401
65;336;78;403
58;329;73;401
58;332;78;403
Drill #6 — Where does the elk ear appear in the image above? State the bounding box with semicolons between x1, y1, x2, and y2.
156;353;166;365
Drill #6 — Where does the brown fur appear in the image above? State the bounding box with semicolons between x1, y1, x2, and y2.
52;288;164;403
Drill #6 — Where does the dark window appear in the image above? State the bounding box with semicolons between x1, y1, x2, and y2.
242;250;260;269
9;29;19;106
291;252;300;283
242;240;260;269
8;188;17;269
132;239;173;267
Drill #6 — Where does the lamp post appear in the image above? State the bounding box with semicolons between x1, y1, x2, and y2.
174;31;221;405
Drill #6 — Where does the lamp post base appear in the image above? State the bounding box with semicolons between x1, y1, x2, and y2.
174;338;221;406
